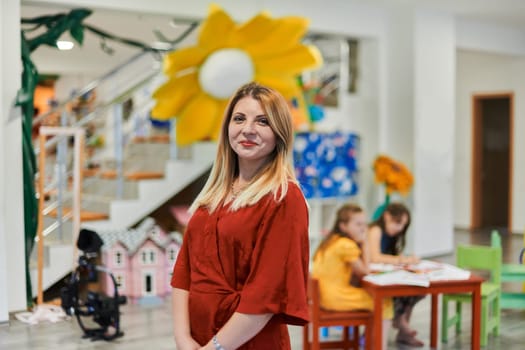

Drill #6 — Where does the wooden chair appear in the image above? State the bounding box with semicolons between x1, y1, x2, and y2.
491;230;525;309
441;244;501;347
303;277;372;350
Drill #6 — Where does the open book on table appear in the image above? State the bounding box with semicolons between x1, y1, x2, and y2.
364;260;471;287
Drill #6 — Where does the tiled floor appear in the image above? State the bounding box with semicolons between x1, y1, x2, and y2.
1;229;524;349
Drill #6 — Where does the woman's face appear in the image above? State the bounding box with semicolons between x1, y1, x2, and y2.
228;96;277;168
384;212;408;236
340;212;367;243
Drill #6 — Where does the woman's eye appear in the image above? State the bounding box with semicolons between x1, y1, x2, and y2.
232;115;244;123
257;118;270;125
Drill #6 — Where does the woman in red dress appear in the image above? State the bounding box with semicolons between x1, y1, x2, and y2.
171;82;310;350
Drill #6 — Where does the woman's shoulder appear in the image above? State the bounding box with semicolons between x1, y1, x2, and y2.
286;181;305;199
272;180;306;205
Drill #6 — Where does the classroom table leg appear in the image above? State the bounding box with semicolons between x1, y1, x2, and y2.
471;284;481;350
430;293;439;348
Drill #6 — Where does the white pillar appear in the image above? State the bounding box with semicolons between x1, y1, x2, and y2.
383;8;456;257
412;10;455;256
1;0;27;319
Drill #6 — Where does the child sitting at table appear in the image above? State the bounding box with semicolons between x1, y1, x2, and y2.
312;203;392;350
367;202;424;347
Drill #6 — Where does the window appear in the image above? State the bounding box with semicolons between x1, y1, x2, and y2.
115;274;125;290
149;250;156;264
168;247;179;263
114;251;124;267
140;248;157;265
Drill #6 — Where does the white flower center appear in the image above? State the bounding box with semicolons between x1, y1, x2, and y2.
198;48;255;99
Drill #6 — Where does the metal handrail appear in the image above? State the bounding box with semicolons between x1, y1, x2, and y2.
34;69;161;155
32;50;159;127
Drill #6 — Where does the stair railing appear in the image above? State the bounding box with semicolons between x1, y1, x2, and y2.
33;49;167;245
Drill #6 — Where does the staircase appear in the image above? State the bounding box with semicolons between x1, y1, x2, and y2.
30;51;216;295
81;141;216;231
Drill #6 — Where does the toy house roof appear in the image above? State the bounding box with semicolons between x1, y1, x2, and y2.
96;217;182;255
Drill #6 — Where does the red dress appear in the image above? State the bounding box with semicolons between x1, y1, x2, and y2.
171;182;310;349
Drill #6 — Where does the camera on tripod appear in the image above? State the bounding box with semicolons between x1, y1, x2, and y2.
61;228;127;341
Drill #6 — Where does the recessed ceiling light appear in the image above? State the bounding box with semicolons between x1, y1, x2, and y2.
151;41;173;50
56;40;74;50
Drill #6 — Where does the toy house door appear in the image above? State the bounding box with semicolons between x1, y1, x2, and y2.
142;270;156;296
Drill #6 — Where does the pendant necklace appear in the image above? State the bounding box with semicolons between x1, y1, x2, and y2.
231;181;247;199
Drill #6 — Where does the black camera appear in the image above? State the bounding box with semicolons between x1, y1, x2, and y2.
61;229;127;341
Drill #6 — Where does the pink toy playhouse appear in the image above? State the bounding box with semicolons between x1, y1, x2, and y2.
96;217;183;304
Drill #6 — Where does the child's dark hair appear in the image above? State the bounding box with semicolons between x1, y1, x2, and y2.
370;202;410;255
313;203;363;259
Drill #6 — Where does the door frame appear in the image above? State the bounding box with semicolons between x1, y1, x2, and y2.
470;92;514;231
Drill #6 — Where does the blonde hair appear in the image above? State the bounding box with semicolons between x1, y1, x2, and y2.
190;82;297;213
313;203;363;260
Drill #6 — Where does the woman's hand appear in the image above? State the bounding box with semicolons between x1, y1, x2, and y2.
175;335;201;350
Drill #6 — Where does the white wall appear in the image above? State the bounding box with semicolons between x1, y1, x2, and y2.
1;0;26;317
455;50;525;233
412;10;456;256
457;18;525;57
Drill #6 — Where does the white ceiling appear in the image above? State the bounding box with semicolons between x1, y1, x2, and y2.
21;1;525;77
21;5;197;76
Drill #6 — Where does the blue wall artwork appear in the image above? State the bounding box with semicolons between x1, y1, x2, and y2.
294;131;359;199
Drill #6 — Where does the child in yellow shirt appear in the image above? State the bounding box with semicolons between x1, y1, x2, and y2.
312;203;392;350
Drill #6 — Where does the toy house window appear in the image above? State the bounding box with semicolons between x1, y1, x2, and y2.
168;247;179;263
116;274;125;290
141;249;156;264
150;251;156;264
114;251;124;267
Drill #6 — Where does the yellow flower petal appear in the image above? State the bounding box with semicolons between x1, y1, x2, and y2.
163;47;208;77
176;93;220;145
254;75;300;99
198;4;235;51
228;11;276;47
243;17;309;58
151;73;199;119
256;45;322;76
209;99;230;141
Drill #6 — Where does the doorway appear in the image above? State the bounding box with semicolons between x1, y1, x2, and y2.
142;272;155;296
471;93;513;231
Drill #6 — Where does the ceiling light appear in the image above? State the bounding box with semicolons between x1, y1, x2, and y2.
151;41;173;50
56;40;74;50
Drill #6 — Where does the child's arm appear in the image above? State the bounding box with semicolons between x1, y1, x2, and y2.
360;238;370;265
368;226;403;264
368;226;420;264
350;255;370;280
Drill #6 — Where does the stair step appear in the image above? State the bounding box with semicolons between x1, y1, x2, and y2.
132;134;170;143
82;167;101;177
94;170;164;180
125;171;165;180
47;208;109;221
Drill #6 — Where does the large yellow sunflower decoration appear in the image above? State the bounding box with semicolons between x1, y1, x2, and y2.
151;4;322;145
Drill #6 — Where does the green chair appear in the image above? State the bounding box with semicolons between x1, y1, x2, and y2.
491;230;525;309
441;243;501;347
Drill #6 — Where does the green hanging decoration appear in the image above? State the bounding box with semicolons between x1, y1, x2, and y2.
17;7;197;307
17;7;94;309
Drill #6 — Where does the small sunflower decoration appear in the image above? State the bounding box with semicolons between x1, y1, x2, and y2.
151;4;322;145
371;155;414;220
373;155;414;195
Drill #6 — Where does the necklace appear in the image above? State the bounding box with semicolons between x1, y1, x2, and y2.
231;181;247;199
